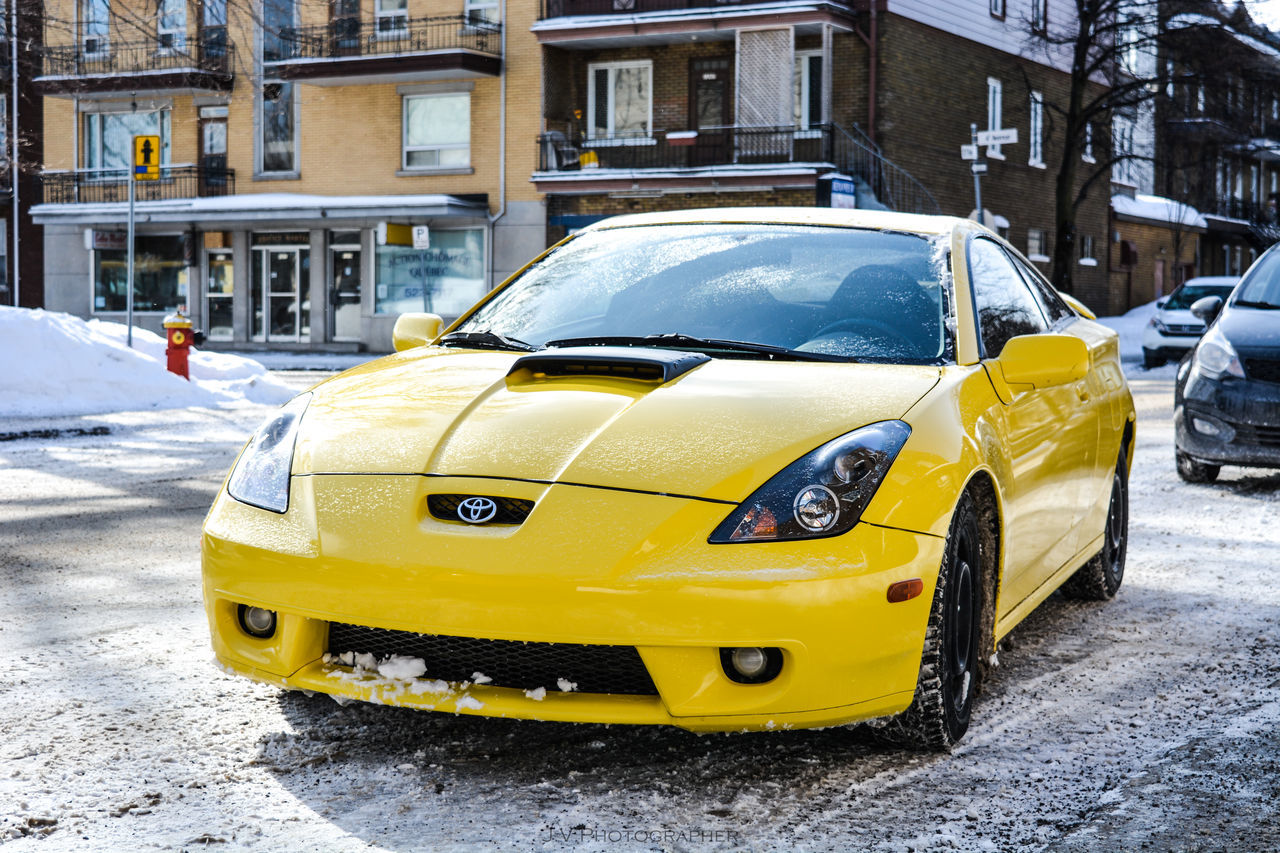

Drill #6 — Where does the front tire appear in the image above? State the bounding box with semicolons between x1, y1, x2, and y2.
1142;349;1165;369
1061;457;1128;600
1176;450;1220;483
884;493;984;750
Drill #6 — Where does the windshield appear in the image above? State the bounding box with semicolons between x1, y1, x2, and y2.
1164;282;1236;310
453;224;952;363
1234;251;1280;307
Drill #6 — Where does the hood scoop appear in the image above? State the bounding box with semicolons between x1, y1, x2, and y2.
508;346;710;384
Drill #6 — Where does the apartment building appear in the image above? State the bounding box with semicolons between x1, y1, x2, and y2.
1;0;44;309
531;0;1113;310
32;0;543;352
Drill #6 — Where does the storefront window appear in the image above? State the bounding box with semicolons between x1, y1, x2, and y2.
374;229;485;317
206;251;234;340
93;235;188;313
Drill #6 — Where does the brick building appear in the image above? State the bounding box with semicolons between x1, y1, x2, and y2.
31;0;544;351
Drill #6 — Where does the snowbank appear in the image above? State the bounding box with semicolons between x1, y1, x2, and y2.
0;307;296;418
1095;299;1157;362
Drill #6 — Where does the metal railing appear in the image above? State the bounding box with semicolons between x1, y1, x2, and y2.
541;0;854;16
537;123;941;216
40;165;236;204
39;37;234;79
264;14;500;63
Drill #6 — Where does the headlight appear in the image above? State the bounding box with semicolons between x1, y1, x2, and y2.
1194;326;1244;379
1151;317;1169;334
226;393;311;513
709;420;911;543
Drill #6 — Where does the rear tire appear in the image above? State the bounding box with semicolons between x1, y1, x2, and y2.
1061;458;1128;601
1176;450;1220;483
1142;349;1164;369
882;493;984;750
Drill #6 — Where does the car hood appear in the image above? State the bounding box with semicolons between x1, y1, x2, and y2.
1217;305;1280;354
292;348;942;503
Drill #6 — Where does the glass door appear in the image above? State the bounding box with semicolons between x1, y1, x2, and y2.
330;239;361;341
205;250;234;340
251;245;310;342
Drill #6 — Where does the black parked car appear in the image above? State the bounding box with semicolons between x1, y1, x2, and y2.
1174;250;1280;482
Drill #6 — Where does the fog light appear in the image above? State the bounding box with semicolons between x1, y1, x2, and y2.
720;646;783;684
238;605;277;639
1192;417;1221;437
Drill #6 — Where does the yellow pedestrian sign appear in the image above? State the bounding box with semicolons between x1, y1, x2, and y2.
133;135;160;181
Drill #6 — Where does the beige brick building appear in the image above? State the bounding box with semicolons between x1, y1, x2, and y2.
33;0;544;351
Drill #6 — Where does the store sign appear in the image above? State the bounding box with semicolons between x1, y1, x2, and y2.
88;230;128;251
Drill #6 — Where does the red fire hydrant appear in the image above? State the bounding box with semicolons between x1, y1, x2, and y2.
163;308;194;380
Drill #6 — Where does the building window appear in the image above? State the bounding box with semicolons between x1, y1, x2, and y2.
375;229;486;318
376;0;408;35
1079;234;1097;266
261;82;297;174
465;0;500;26
1029;90;1044;167
82;0;110;54
794;51;823;130
403;92;471;169
262;0;295;61
157;0;186;50
85;109;171;172
990;0;1005;19
92;235;188;314
1113;116;1135;186
1082;122;1095;163
987;77;1004;159
587;61;652;141
1031;0;1047;34
1027;228;1049;262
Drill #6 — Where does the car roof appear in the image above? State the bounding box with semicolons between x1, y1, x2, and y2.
581;206;963;237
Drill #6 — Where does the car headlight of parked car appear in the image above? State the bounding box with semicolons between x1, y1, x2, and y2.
227;393;311;514
709;420;911;543
1194;325;1245;380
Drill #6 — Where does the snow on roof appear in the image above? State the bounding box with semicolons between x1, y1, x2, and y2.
0;306;296;418
1112;194;1207;228
1166;13;1280;62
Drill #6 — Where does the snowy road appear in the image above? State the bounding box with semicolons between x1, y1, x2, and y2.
1;373;1278;852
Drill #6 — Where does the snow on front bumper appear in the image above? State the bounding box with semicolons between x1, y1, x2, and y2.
202;473;944;732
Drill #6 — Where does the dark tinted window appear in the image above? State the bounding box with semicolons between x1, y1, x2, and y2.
1009;252;1074;324
1165;282;1237;309
969;238;1049;357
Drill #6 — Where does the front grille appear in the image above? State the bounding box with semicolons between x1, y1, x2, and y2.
1244;358;1280;385
427;494;534;525
1163;323;1203;336
1230;422;1280;448
326;623;660;696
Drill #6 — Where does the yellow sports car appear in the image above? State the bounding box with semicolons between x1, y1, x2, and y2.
202;208;1134;749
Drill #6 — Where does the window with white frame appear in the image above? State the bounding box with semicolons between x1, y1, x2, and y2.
376;0;408;35
1079;234;1096;266
794;51;823;131
987;77;1004;159
260;82;297;174
262;0;296;61
588;61;652;141
82;0;110;54
1031;0;1047;33
990;0;1005;18
1082;122;1095;163
1029;90;1044;166
403;92;471;169
465;0;500;26
85;108;171;172
1026;227;1049;262
158;0;186;50
1113;116;1135;185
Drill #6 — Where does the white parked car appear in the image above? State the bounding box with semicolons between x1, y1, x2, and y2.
1142;276;1239;368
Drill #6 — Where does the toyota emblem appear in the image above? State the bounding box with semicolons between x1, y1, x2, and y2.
457;496;499;524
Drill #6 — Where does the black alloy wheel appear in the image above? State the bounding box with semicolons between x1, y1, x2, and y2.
1062;457;1129;600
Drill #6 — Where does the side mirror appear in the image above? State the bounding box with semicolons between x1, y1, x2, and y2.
998;333;1089;389
1189;295;1223;324
392;312;444;352
1156;297;1169;308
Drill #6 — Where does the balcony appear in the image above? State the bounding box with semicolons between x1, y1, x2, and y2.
535;0;855;47
264;15;501;85
35;39;235;98
40;165;236;205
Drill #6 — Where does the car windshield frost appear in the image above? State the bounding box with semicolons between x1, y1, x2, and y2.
452;224;952;363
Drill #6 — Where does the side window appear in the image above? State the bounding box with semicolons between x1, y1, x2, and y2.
969;238;1049;357
1009;252;1075;325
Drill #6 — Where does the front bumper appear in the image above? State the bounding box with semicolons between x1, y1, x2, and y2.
202;474;945;732
1176;371;1280;468
1141;325;1199;360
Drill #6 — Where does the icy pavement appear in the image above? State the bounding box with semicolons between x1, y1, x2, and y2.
0;375;1277;851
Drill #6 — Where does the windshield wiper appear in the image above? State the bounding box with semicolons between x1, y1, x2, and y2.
1234;299;1280;309
436;329;538;352
542;333;853;362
